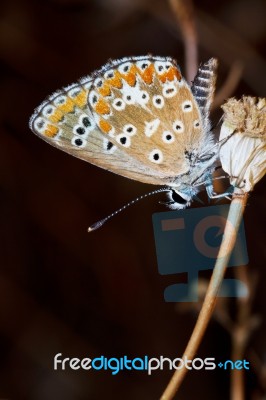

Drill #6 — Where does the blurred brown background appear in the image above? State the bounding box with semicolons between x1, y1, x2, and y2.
0;0;266;399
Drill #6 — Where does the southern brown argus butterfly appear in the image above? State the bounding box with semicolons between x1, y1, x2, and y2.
29;56;220;230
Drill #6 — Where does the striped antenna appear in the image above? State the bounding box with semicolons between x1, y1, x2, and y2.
88;188;170;232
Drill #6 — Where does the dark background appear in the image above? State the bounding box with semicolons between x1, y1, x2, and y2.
1;0;266;399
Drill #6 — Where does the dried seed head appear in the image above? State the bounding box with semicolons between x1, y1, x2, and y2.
221;97;266;140
219;96;266;192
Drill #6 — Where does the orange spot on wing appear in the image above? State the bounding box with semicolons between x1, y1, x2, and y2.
98;71;122;97
140;64;155;84
95;99;111;115
49;109;64;123
159;67;182;83
99;119;112;133
58;98;75;113
44;124;59;138
121;65;138;87
107;71;123;89
74;90;87;107
99;84;112;97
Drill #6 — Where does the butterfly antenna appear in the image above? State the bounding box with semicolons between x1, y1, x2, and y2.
88;188;170;232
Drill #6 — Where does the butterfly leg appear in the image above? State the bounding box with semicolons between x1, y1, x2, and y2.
205;177;233;201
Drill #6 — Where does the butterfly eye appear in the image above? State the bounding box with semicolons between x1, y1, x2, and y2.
162;84;177;98
153;95;164;109
112;98;126;111
171;190;189;206
172;120;184;133
182;100;193;112
149;149;163;164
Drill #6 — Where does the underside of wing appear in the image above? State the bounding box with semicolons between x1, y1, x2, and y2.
191;58;218;131
29;71;175;186
29;55;216;187
88;56;208;176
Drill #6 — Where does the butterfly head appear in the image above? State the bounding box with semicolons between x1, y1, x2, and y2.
167;144;218;209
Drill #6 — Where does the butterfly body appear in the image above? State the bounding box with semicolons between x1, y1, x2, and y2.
30;56;218;210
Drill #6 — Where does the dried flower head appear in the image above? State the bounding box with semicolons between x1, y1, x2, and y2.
219;96;266;192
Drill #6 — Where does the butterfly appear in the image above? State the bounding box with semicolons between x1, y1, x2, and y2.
29;55;219;230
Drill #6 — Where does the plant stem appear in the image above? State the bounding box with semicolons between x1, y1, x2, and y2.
160;191;249;400
168;0;198;82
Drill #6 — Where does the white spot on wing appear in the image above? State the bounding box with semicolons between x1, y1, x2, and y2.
112;98;126;111
71;136;87;148
153;95;164;109
154;61;167;74
123;92;135;105
69;87;81;99
103;138;117;154
173;120;184;133
137;90;149;105
149;149;163;164
33;117;46;133
53;95;67;106
123;124;137;136
118;62;131;74
42;104;55;117
78;114;96;131
104;69;115;79
136;60;151;71
88;91;99;107
162;83;177;98
162;131;175;143
94;78;103;88
182;100;193;112
144;119;160;137
116;134;131;147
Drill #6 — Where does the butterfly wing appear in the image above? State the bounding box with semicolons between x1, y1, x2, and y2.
191;58;217;130
30;56;215;187
30;76;175;185
88;56;211;179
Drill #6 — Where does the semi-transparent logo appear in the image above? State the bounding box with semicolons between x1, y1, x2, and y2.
152;205;248;302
